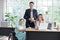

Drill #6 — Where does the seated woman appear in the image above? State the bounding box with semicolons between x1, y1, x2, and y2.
15;18;26;40
35;14;48;30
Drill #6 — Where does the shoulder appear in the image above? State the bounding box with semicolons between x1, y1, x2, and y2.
26;9;30;11
33;9;37;11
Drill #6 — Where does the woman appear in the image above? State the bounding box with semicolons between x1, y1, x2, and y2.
15;19;26;40
35;14;48;30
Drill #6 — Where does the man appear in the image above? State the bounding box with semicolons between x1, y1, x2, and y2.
24;2;38;28
44;11;49;23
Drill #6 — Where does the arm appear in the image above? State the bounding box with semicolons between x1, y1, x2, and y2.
35;21;39;30
16;27;32;32
24;10;28;20
16;27;26;32
35;10;38;20
34;10;38;20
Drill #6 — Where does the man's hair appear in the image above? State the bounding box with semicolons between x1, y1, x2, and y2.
29;2;34;4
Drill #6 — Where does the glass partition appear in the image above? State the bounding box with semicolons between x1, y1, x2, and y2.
3;0;60;31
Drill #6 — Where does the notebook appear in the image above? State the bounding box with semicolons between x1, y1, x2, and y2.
39;22;48;30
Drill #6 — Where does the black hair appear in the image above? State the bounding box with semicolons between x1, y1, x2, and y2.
38;14;42;16
46;11;48;14
19;18;24;25
37;14;42;18
19;18;24;22
29;2;34;4
37;14;44;21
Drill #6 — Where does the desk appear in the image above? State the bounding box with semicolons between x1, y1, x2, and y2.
0;27;14;36
0;27;60;40
26;29;60;40
0;27;17;40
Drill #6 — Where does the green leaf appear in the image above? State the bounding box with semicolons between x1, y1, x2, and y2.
5;19;8;21
14;16;17;18
5;15;9;17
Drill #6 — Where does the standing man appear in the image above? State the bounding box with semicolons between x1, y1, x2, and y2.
24;2;38;28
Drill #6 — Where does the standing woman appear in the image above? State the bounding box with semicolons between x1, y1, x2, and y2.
15;19;26;40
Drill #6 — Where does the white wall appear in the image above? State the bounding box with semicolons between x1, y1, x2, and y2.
0;0;4;21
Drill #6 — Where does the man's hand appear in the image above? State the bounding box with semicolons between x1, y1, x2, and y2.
28;27;32;29
26;27;32;29
29;18;35;22
29;18;31;20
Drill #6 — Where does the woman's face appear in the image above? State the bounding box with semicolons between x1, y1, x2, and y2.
19;20;24;25
38;15;43;21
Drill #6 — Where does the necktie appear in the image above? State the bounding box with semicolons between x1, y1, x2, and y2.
31;9;33;18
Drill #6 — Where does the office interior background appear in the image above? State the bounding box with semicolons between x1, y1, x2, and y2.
0;0;60;40
0;0;60;27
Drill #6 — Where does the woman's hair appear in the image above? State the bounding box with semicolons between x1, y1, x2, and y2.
37;14;44;21
19;18;24;22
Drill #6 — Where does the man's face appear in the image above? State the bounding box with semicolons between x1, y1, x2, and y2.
29;3;34;9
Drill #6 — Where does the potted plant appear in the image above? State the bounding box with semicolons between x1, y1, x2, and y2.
5;12;17;27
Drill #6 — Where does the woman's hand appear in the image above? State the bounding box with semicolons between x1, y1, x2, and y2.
35;26;38;30
17;27;24;32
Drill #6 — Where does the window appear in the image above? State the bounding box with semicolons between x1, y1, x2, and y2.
4;0;60;27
